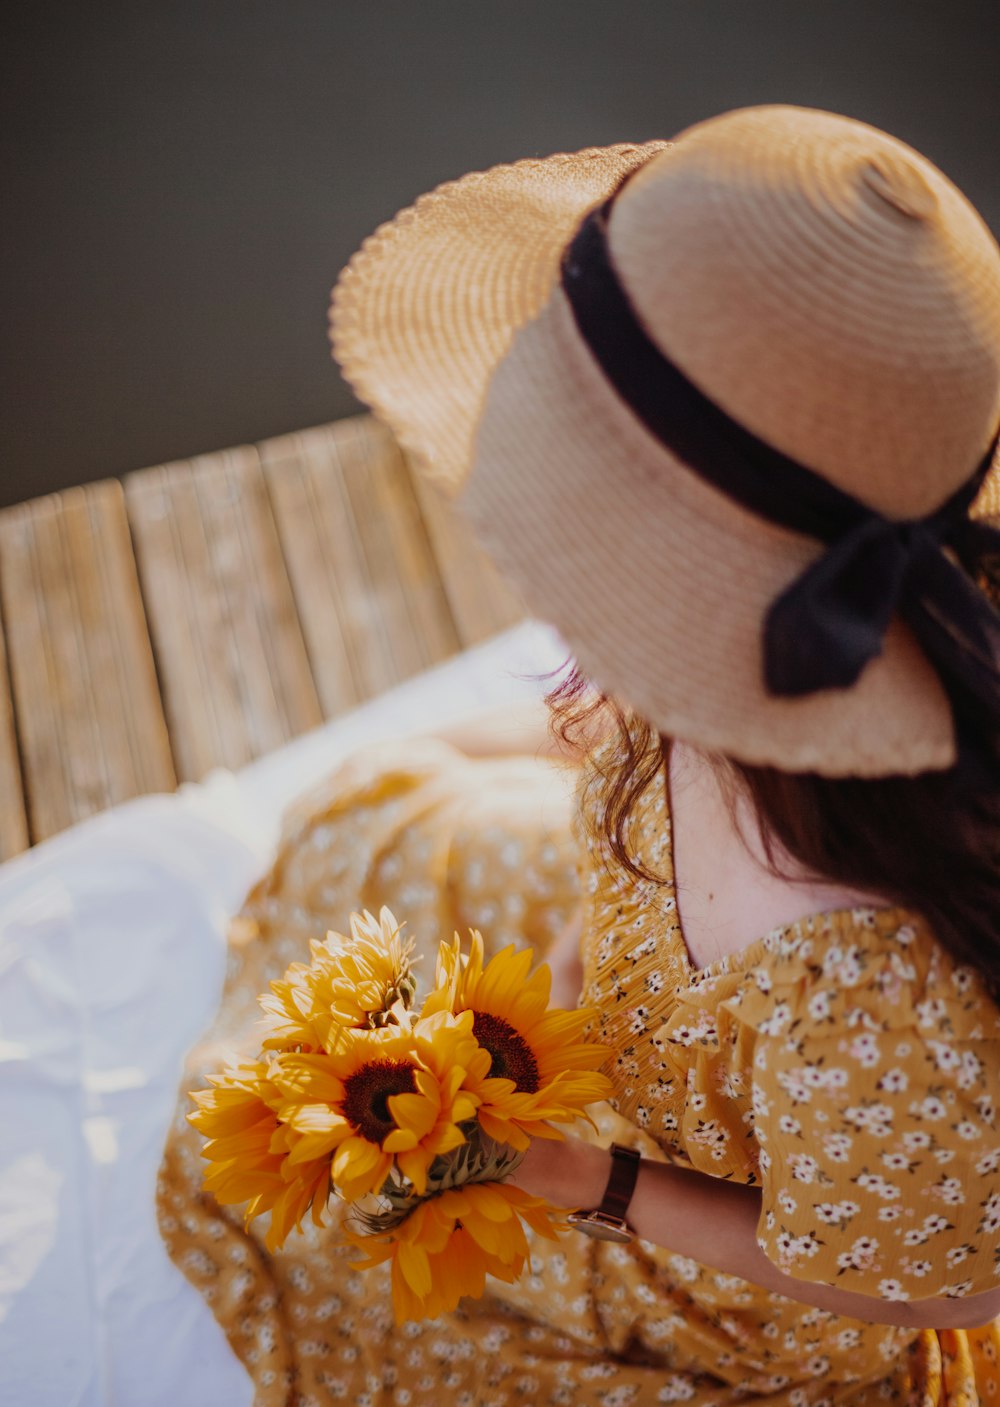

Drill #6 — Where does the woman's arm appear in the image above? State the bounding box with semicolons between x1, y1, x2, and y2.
409;696;607;763
406;698;570;761
411;700;589;1003
543;904;585;1010
510;1132;1000;1332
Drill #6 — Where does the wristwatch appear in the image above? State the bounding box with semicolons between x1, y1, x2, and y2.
567;1143;641;1243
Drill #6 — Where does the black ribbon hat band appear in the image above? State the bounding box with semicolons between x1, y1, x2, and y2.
559;182;1000;745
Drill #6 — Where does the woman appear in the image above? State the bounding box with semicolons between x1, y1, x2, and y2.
159;105;1000;1404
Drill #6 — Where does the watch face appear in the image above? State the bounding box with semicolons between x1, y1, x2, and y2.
567;1211;634;1244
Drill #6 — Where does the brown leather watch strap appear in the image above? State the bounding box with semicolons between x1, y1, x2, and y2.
600;1143;641;1222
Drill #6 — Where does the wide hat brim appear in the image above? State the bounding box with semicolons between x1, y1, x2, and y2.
330;114;1000;776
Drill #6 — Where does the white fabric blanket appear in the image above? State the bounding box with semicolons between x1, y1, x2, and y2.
0;621;568;1407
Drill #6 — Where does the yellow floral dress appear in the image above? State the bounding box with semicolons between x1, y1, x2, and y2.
159;733;1000;1406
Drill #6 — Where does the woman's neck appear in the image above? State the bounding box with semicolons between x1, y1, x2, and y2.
667;739;893;971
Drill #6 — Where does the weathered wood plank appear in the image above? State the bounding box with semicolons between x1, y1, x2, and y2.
259;417;461;714
0;603;29;859
0;414;529;846
0;481;176;842
125;445;323;782
407;458;526;648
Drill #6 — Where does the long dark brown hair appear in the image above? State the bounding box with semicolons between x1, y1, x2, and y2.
544;662;1000;994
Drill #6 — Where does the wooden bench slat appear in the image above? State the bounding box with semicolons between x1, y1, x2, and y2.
0;598;29;859
0;482;175;842
86;482;178;797
333;417;461;677
258;429;371;717
71;485;176;801
125;446;323;781
2;413;533;844
0;500;72;842
121;464;219;785
259;418;461;713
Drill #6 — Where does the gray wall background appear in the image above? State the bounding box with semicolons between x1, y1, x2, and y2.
2;0;997;509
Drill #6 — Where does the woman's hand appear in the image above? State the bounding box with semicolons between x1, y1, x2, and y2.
507;1129;610;1211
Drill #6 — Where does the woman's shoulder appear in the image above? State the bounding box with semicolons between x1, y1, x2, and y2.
722;903;1000;1051
746;910;1000;1305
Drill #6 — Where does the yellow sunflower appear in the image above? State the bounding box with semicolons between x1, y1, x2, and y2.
423;931;613;1150
346;1180;564;1323
381;1008;486;1194
188;1059;333;1251
272;1016;482;1202
260;906;417;1052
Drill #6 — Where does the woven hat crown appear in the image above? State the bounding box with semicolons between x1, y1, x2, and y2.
601;106;1000;518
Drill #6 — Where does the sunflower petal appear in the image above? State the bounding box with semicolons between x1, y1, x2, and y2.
397;1241;432;1297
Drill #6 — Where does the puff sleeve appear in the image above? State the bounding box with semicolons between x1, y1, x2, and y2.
735;920;1000;1306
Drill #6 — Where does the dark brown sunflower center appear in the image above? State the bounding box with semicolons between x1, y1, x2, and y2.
472;1012;540;1093
341;1059;416;1144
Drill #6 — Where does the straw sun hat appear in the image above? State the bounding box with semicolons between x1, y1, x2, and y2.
330;104;1000;777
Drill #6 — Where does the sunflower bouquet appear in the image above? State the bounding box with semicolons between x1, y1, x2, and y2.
188;908;613;1321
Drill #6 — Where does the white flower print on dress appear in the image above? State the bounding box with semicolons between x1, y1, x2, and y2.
853;1172;901;1201
813;1067;849;1090
880;1152;914;1173
904;1213;955;1247
958;1050;985;1090
776;1070;813;1104
836;1236;880;1273
688;1119;730;1160
976;1094;996;1123
814;1201;860;1228
979;1192;1000;1234
773;1230;823;1267
915;997;948;1030
924;1213;954;1234
844;1103;894;1138
670;1012;718;1047
822;1132;853;1163
877;1068;909;1093
822;946;864;986
927;1040;964;1074
911;1095;948;1122
752;1085;772;1120
848;1034;880;1068
667;1255;701;1283
789;1154;821;1184
757;1003;792;1036
807;990;833;1022
657;1376;697;1403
